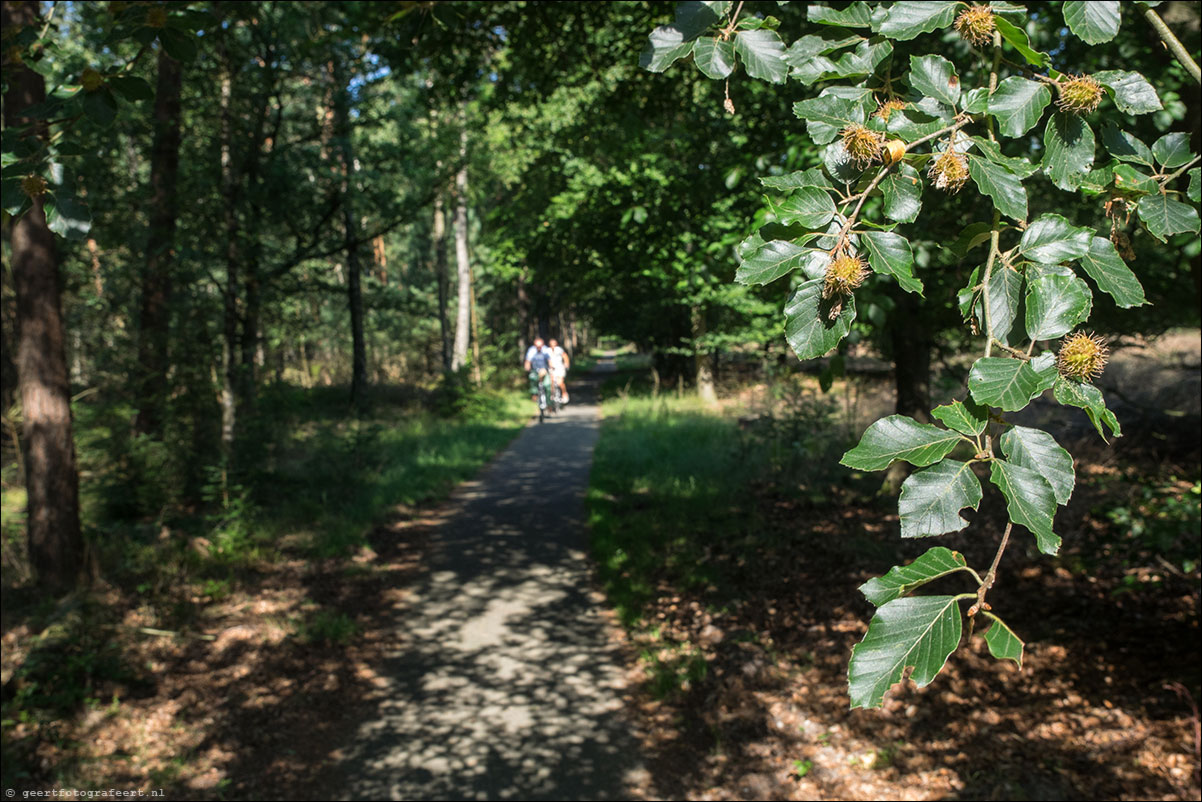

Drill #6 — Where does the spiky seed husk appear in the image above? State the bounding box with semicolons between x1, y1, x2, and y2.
823;253;870;299
873;99;907;122
927;148;969;194
1057;332;1109;382
955;5;996;46
841;124;884;168
81;68;103;92
20;175;47;197
1057;74;1103;115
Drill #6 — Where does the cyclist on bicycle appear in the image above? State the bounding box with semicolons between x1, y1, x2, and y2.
524;337;551;402
547;338;570;404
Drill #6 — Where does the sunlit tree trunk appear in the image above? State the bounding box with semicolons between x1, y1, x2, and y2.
432;189;451;373
134;46;182;438
693;304;716;402
3;0;83;591
451;127;471;373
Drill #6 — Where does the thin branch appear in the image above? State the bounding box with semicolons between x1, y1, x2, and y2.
1143;4;1202;84
1159;154;1201;188
968;523;1013;617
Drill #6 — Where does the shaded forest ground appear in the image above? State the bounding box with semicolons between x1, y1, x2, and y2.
589;330;1201;801
0;334;1198;800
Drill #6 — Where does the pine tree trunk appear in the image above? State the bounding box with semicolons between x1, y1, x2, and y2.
3;0;84;591
218;51;239;456
134;47;182;437
451;128;471;373
333;61;368;407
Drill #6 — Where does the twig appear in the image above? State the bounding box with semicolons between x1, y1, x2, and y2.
968;523;1012;616
1159;154;1201;189
1143;5;1202;84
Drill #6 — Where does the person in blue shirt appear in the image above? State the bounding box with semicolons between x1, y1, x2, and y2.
524;337;551;402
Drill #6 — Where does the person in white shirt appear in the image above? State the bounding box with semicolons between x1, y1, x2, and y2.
547;338;570;403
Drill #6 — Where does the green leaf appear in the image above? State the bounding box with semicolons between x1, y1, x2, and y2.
1018;213;1093;263
981;613;1024;667
968;357;1056;411
849;595;962;709
1188;168;1200;203
783;32;862;69
108;75;154;102
792;95;859;146
1043;112;1095;192
783;279;855;360
994;16;1048;68
1137;195;1201;242
931;398;989;436
840;415;964;472
873;1;958;40
1112;163;1158;196
82;88;118;126
1025;273;1092;340
1101;125;1154;168
1093;70;1162;115
879;163;923;223
808;1;873;27
960;87;990;114
908;54;960;107
44;193;91;241
1151;132;1193;169
1000;426;1075;506
978;265;1024;345
987;77;1051;138
1053;377;1122;440
158;28;197;62
759;168;831;191
674;0;729;39
949;222;996;259
772;185;837;228
859;547;971;607
971;136;1039;178
899;460;983;539
692;37;736;79
1063;0;1120;44
1078;236;1147;308
861;231;923;294
734;29;788;84
735;234;807;285
640;26;695;72
968;155;1028;223
990;459;1061;555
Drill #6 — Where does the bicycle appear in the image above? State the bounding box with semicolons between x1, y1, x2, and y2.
530;369;561;423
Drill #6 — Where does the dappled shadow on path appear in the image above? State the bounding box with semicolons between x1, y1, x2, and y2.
332;386;646;801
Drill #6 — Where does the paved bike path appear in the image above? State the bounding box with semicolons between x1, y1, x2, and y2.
340;367;647;800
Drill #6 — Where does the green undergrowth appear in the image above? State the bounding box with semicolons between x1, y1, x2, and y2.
587;389;865;697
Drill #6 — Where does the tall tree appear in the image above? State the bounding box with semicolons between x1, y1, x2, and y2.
333;58;368;407
451;124;472;374
134;45;183;437
2;0;84;591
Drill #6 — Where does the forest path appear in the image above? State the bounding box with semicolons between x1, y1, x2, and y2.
336;359;648;801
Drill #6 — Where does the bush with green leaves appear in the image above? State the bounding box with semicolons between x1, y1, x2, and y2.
641;0;1201;709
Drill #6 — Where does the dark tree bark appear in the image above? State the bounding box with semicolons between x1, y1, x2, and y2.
884;289;933;493
3;0;84;591
134;46;183;437
332;60;368;408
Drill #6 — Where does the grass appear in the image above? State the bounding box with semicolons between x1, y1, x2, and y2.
0;381;530;774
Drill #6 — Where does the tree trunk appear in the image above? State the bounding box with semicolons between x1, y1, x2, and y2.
432;189;451;373
470;263;482;386
333;61;368;407
883;291;932;493
218;50;239;456
450;128;471;373
693;304;716;402
134;46;183;438
3;0;84;591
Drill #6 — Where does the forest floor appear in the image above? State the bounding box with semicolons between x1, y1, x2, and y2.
1;334;1198;800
